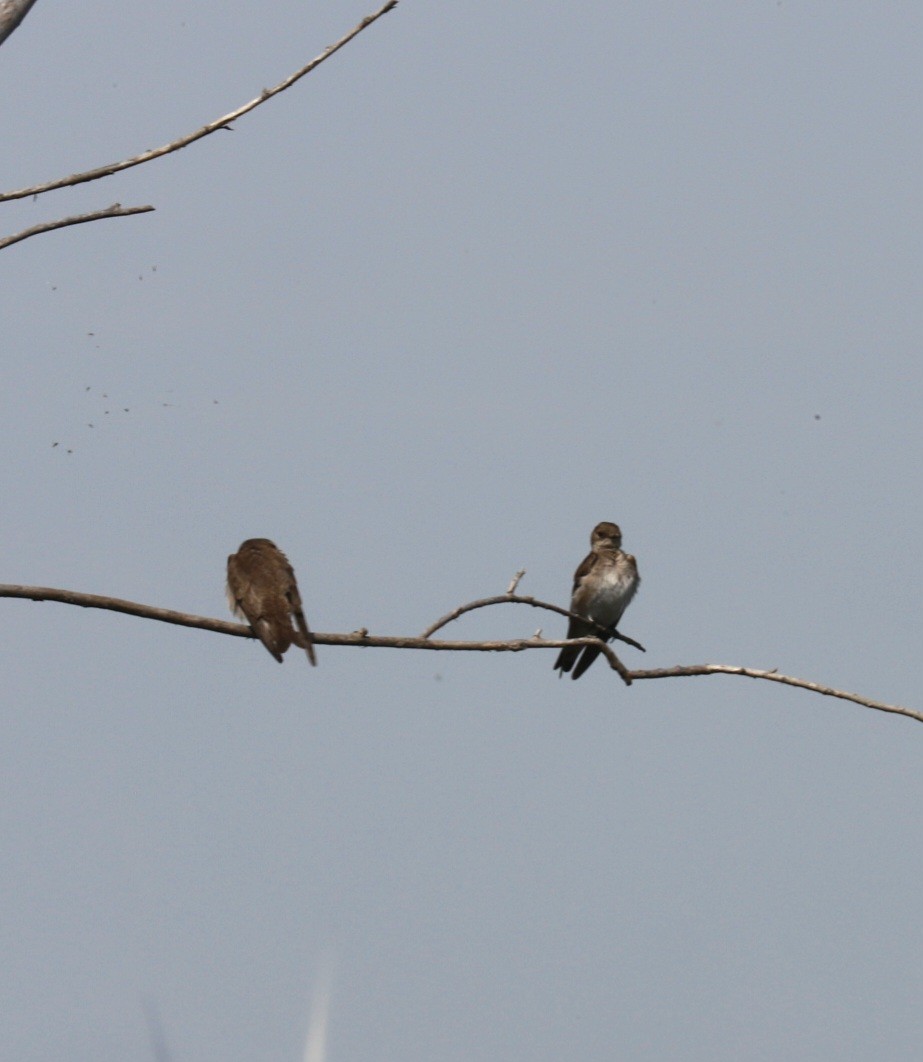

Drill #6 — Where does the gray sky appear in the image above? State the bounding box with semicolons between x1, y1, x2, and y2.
2;2;922;1059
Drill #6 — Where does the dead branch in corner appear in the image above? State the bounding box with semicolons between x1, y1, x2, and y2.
0;0;39;49
0;1;398;204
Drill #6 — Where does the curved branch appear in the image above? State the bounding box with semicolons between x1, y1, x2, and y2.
0;0;398;203
421;592;646;652
0;0;39;49
1;584;914;719
629;665;923;725
0;583;631;683
1;584;249;637
0;203;154;250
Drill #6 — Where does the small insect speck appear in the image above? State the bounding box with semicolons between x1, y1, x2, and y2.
52;441;58;448
814;414;821;420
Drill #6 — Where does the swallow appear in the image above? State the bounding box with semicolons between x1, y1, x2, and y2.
554;521;639;679
227;538;317;664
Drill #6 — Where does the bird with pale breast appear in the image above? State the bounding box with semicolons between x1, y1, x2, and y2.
226;538;317;665
554;521;639;680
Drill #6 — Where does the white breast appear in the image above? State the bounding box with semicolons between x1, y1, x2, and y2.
581;558;638;627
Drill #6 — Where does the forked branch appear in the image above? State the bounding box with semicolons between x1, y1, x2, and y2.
1;582;916;722
421;592;646;652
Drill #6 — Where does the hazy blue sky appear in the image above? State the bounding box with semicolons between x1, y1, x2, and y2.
2;3;922;1059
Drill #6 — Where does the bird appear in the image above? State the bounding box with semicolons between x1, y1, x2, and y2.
226;538;317;664
554;521;639;680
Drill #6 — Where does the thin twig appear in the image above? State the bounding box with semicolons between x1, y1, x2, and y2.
420;592;646;651
628;665;923;725
0;0;398;203
506;569;526;594
0;203;155;250
0;584;249;637
0;584;913;718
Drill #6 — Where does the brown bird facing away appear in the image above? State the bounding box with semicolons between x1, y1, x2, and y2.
226;538;317;665
554;521;640;680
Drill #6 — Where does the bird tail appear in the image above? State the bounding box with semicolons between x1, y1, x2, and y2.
293;609;317;666
570;645;602;680
553;645;580;676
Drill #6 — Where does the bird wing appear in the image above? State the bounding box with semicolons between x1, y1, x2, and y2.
553;551;599;674
284;572;317;666
227;550;288;662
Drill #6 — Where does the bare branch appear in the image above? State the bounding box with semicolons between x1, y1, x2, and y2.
628;665;923;725
0;0;399;203
0;583;632;684
420;592;646;652
337;629;632;684
1;584;913;718
0;0;39;49
0;203;154;250
0;584;249;638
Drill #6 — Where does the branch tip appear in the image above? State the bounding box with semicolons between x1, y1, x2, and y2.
0;0;400;203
